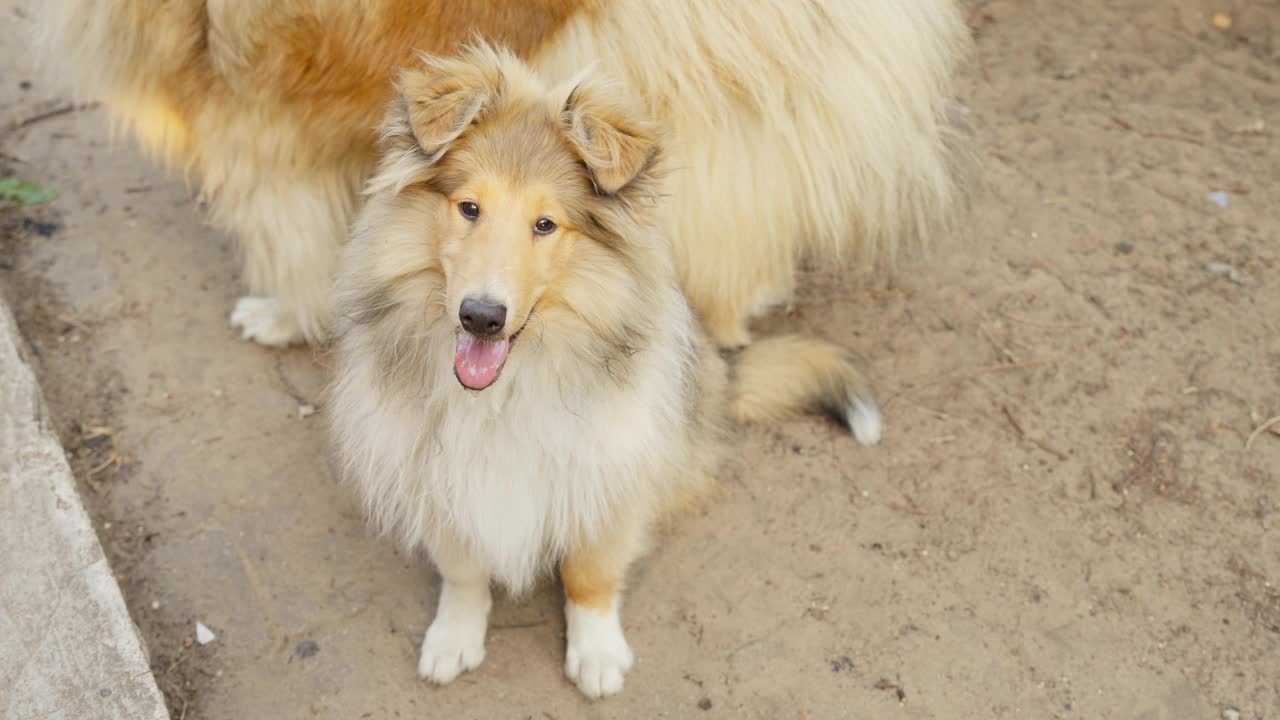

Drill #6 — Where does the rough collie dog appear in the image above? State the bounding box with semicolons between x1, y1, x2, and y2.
328;45;881;698
38;0;969;349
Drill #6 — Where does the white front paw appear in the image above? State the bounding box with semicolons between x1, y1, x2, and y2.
229;296;304;347
418;613;487;685
564;600;634;699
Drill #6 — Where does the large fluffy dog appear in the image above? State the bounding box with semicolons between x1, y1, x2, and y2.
328;45;881;698
39;0;969;349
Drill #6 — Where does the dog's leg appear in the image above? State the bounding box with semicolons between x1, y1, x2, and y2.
560;518;648;698
664;135;798;350
418;536;492;684
216;168;359;347
681;257;796;351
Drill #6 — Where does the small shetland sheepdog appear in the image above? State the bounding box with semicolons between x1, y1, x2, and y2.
328;45;881;699
38;0;969;350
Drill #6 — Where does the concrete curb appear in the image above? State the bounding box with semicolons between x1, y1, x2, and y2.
0;299;169;720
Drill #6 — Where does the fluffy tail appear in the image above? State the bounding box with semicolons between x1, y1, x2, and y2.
729;336;881;447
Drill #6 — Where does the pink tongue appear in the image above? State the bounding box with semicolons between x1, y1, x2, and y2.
454;334;510;390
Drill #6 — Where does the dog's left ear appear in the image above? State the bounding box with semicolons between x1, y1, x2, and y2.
397;48;504;161
561;82;656;195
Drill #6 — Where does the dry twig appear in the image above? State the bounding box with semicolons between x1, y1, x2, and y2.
1110;115;1207;146
12;102;100;130
1245;416;1280;451
1002;404;1069;461
88;454;124;476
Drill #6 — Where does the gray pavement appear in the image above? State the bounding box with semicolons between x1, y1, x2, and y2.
0;299;169;720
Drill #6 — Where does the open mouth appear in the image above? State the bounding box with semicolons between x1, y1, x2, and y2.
453;325;524;391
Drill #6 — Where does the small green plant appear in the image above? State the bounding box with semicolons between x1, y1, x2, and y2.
0;178;58;205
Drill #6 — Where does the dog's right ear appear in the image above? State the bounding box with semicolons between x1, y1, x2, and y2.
396;49;503;161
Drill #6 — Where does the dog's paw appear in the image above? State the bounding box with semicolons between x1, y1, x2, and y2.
418;613;487;685
229;296;304;347
564;600;634;699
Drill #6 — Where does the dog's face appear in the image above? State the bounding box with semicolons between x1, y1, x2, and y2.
433;143;579;390
367;45;658;391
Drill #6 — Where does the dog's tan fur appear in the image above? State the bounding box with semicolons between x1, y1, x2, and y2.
38;0;970;348
327;45;882;697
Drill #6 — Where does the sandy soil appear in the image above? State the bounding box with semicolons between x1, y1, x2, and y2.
2;0;1278;717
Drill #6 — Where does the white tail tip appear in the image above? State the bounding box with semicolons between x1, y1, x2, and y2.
847;397;882;447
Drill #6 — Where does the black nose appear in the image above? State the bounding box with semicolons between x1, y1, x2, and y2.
459;297;507;337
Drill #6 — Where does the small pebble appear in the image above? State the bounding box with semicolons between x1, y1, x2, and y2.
151;600;160;610
1206;191;1229;209
1222;708;1241;720
295;640;320;659
698;698;713;711
1234;119;1265;135
1114;241;1134;254
22;218;59;237
1204;262;1255;287
19;80;31;90
298;403;317;419
195;622;216;645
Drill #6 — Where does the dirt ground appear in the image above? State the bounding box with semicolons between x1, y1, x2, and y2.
2;0;1278;718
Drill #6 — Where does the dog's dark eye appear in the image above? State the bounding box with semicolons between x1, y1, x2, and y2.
533;217;557;235
459;201;480;221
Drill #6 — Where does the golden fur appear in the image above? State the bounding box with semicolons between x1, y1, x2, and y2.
327;45;882;697
37;0;970;348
